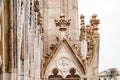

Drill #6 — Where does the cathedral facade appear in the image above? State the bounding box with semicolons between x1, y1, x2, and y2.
0;0;100;80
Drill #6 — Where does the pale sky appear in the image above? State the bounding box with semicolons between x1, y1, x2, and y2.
78;0;120;72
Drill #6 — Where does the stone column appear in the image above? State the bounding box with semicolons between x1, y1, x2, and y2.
17;0;25;80
0;8;2;68
1;0;12;80
24;0;30;80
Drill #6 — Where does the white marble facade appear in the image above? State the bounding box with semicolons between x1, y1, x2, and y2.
0;0;100;80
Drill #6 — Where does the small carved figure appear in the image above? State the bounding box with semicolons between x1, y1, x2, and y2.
48;68;63;80
66;68;80;80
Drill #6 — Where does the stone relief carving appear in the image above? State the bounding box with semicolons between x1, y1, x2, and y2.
56;57;71;73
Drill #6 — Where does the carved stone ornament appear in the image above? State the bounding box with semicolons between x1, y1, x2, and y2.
80;14;100;65
37;12;43;26
34;0;39;12
80;14;86;41
44;39;86;79
55;15;71;40
55;15;71;31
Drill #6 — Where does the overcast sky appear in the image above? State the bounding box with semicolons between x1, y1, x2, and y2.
78;0;120;72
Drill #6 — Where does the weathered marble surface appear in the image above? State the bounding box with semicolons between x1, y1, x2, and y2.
0;0;100;80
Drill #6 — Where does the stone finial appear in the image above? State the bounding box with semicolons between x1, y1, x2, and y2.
55;15;71;31
89;14;100;38
55;15;71;39
90;14;100;25
80;14;85;26
90;14;100;30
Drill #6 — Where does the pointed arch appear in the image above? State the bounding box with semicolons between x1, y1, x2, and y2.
43;38;86;78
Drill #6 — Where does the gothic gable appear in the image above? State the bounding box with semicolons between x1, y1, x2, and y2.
44;38;86;78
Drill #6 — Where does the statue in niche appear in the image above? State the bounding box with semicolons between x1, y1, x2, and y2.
48;68;63;80
65;68;80;80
